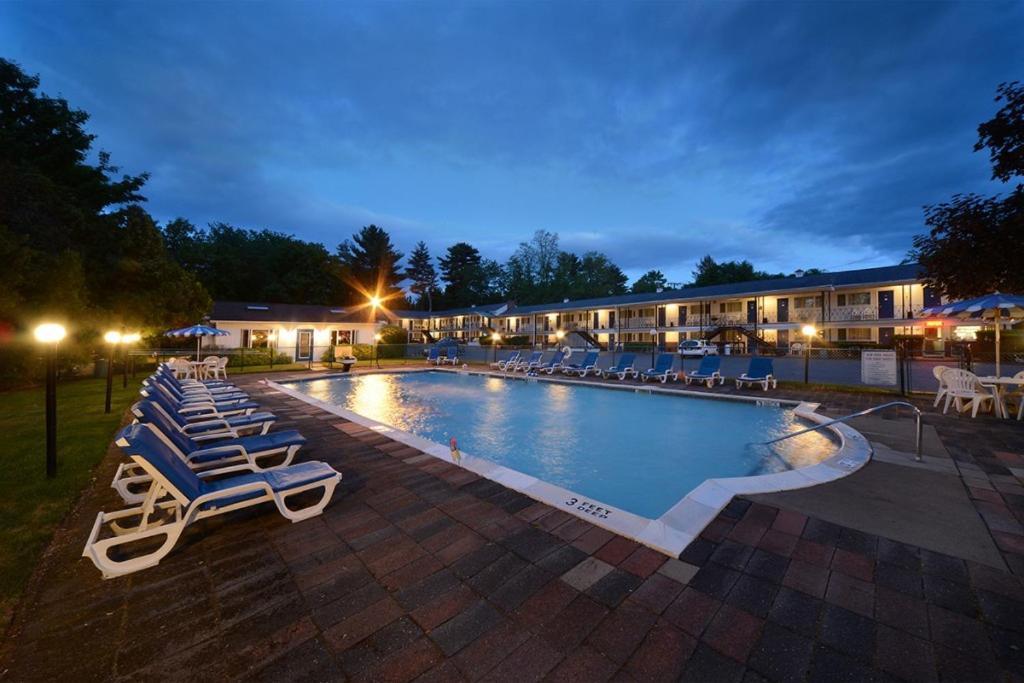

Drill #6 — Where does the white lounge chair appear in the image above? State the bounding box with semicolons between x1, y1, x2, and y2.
84;424;340;579
639;354;679;383
942;369;995;418
491;351;519;371
512;351;543;373
736;357;777;391
602;353;637;380
685;356;725;388
114;409;305;504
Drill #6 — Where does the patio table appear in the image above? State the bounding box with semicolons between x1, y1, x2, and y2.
978;376;1022;419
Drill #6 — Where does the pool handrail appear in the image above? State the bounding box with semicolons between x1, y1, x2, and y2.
761;400;923;462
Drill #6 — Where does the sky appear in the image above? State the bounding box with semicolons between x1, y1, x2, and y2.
1;1;1020;283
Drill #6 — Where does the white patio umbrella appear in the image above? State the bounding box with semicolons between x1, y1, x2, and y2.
166;324;229;361
921;292;1024;377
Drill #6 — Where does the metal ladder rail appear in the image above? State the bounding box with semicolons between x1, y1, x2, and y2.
762;401;923;462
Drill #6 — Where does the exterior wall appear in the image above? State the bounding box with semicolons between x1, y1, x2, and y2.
210;320;381;361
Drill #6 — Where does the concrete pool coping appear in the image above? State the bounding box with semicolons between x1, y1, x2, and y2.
265;367;872;557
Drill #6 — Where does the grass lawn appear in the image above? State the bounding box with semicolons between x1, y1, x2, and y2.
0;377;138;622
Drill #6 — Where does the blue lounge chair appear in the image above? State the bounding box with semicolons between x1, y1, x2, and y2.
426;347;441;364
141;384;262;418
640;353;679;383
491;350;520;371
84;423;340;578
563;351;600;377
736;357;778;391
145;388;275;433
685;356;725;388
147;375;250;404
116;401;307;504
602;353;637;380
441;345;460;365
537;350;566;374
512;351;543;372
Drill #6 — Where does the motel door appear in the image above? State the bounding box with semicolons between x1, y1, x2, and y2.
878;291;895;319
747;300;757;324
593;311;599;330
678;306;686;326
657;307;666;327
923;286;940;308
777;298;789;323
296;329;314;361
609;311;616;328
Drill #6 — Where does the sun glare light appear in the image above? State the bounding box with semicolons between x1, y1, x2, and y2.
104;331;123;344
33;323;67;344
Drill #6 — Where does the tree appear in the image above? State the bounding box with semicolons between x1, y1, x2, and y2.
577;252;629;298
439;242;485;307
691;255;783;287
337;225;404;302
404;241;438;310
911;82;1024;298
631;270;668;294
0;58;208;332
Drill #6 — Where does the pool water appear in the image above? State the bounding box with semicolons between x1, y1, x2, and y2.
283;371;837;519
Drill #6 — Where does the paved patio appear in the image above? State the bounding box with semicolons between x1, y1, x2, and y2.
1;370;1022;681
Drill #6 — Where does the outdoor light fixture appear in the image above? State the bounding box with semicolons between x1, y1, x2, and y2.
33;323;66;478
103;330;123;413
121;333;141;386
370;295;382;308
801;325;816;384
555;329;565;342
491;332;501;363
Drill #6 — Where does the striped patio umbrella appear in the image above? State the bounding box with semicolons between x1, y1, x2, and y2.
165;324;229;360
921;292;1024;376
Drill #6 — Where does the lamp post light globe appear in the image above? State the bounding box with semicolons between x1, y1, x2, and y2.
369;295;382;309
801;324;817;338
801;325;816;384
34;323;67;344
555;329;565;346
104;330;122;345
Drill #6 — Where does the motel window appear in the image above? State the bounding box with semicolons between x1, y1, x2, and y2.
689;305;702;315
794;296;822;309
330;330;353;345
839;328;872;342
719;302;743;313
837;292;871;306
246;329;271;348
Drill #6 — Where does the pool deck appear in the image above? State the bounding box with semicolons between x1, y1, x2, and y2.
1;368;1022;681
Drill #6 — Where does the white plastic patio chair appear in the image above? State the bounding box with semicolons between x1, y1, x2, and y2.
1004;370;1024;421
216;356;229;379
941;369;995;418
932;365;952;408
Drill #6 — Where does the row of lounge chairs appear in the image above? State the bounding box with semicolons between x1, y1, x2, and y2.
83;364;342;579
426;346;460;365
488;351;780;390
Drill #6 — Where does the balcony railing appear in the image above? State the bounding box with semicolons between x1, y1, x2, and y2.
619;317;657;330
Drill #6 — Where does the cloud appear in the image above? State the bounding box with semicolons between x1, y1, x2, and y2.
1;0;1020;284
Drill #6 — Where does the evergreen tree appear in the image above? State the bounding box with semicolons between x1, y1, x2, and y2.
337;225;404;302
439;242;485;307
404;241;439;310
631;270;668;293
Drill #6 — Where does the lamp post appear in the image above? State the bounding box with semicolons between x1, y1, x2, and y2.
122;333;141;380
34;323;66;478
103;330;122;413
374;333;382;369
555;329;565;350
649;327;658;367
491;332;501;363
120;332;140;388
801;324;816;384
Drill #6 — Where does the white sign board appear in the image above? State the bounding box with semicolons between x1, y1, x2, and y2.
861;350;898;386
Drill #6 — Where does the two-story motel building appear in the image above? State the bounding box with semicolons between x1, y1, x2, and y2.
210;265;972;361
392;264;956;351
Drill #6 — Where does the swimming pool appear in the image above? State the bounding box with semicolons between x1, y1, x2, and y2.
271;370;869;554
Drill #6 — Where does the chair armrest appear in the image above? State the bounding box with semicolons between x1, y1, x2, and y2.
187;444;250;465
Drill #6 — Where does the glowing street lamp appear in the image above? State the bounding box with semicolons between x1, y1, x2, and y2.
801;324;817;384
120;332;140;387
34;323;67;478
491;331;501;363
103;330;122;413
555;329;565;349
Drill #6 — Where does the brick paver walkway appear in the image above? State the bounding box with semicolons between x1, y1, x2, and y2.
1;372;1022;681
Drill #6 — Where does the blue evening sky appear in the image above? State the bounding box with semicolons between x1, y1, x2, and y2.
1;1;1019;282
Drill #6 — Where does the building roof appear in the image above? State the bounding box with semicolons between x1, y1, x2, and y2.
209;301;379;324
391;303;509;319
500;264;924;316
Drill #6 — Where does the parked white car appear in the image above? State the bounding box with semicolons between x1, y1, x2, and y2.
679;340;719;356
